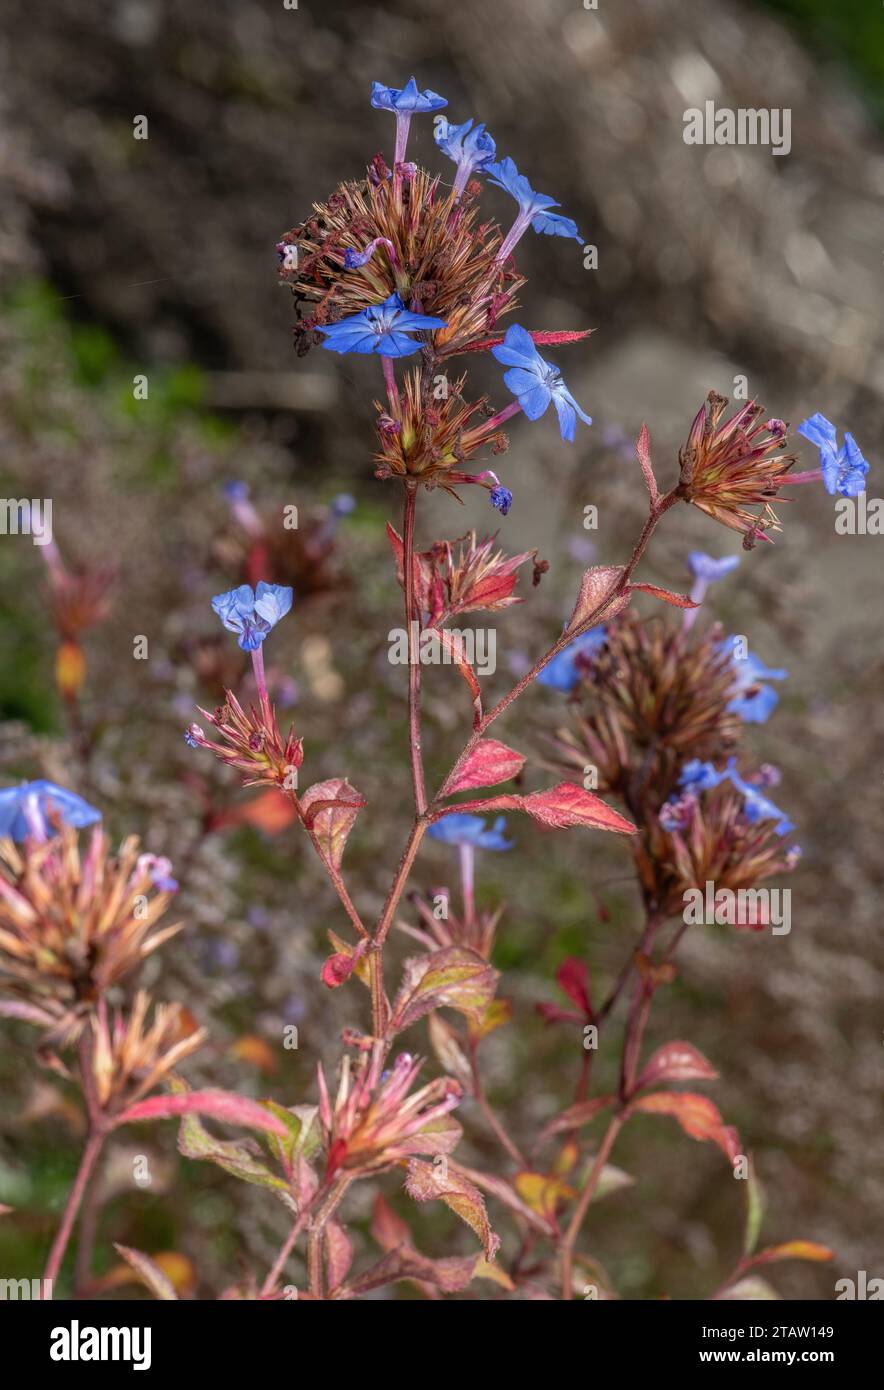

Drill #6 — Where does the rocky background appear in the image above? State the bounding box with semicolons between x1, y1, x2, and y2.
0;0;881;1298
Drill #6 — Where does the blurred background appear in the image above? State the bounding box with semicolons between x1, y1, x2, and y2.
0;0;882;1299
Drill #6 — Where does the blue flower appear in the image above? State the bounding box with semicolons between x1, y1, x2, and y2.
316;293;446;358
435;117;496;195
529;211;583;244
490;485;513;515
687;551;740;583
211;581;293;651
721;641;787;724
137;853;179;894
0;780;101;843
370;78;447;114
537;627;606;691
428;813;513;850
679;759;793;835
491;325;592;443
486;157;582;259
372;79;448;166
486;156;559;220
679;759;725;792
727;766;794;836
797;413;869;498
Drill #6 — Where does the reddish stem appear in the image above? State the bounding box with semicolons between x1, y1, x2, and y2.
402;484;427;816
43;1128;106;1292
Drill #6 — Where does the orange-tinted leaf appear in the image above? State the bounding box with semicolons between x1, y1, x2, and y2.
468;997;513;1043
748;1241;834;1267
631;1091;740;1161
405;1159;500;1261
228;788;297;834
628;582;698;609
228;1034;278;1074
440;739;525;797
515;1170;575;1222
56;640;86;700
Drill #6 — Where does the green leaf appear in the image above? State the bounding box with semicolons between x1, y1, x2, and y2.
261;1102;322;1173
405;1159;500;1262
744;1156;765;1257
177;1107;287;1191
391;947;499;1032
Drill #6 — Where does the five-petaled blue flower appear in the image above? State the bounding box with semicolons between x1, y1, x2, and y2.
490;485;513;516
428;813;513;851
678;759;794;835
797;414;869;498
0;780;101;843
687;551;741;583
537;627;607;691
371;78;448;115
316;293;447;358
492;325;592;442
211;582;293;651
435;117;497;195
486;157;582;257
721;640;787;724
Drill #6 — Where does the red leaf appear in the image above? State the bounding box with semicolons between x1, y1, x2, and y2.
635;1041;718;1091
116;1089;289;1137
556;958;592;1015
628;582;698;609
461;328;594;355
222;788;297;835
300;778;365;869
630;1091;740;1161
325;1220;354;1292
386;523;434;614
537;1095;615;1147
321;938;369;989
431;783;636;836
440;739;525;797
566;565;629;634
521;784;636;833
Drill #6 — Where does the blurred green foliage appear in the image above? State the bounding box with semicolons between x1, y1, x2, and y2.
761;0;884;124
